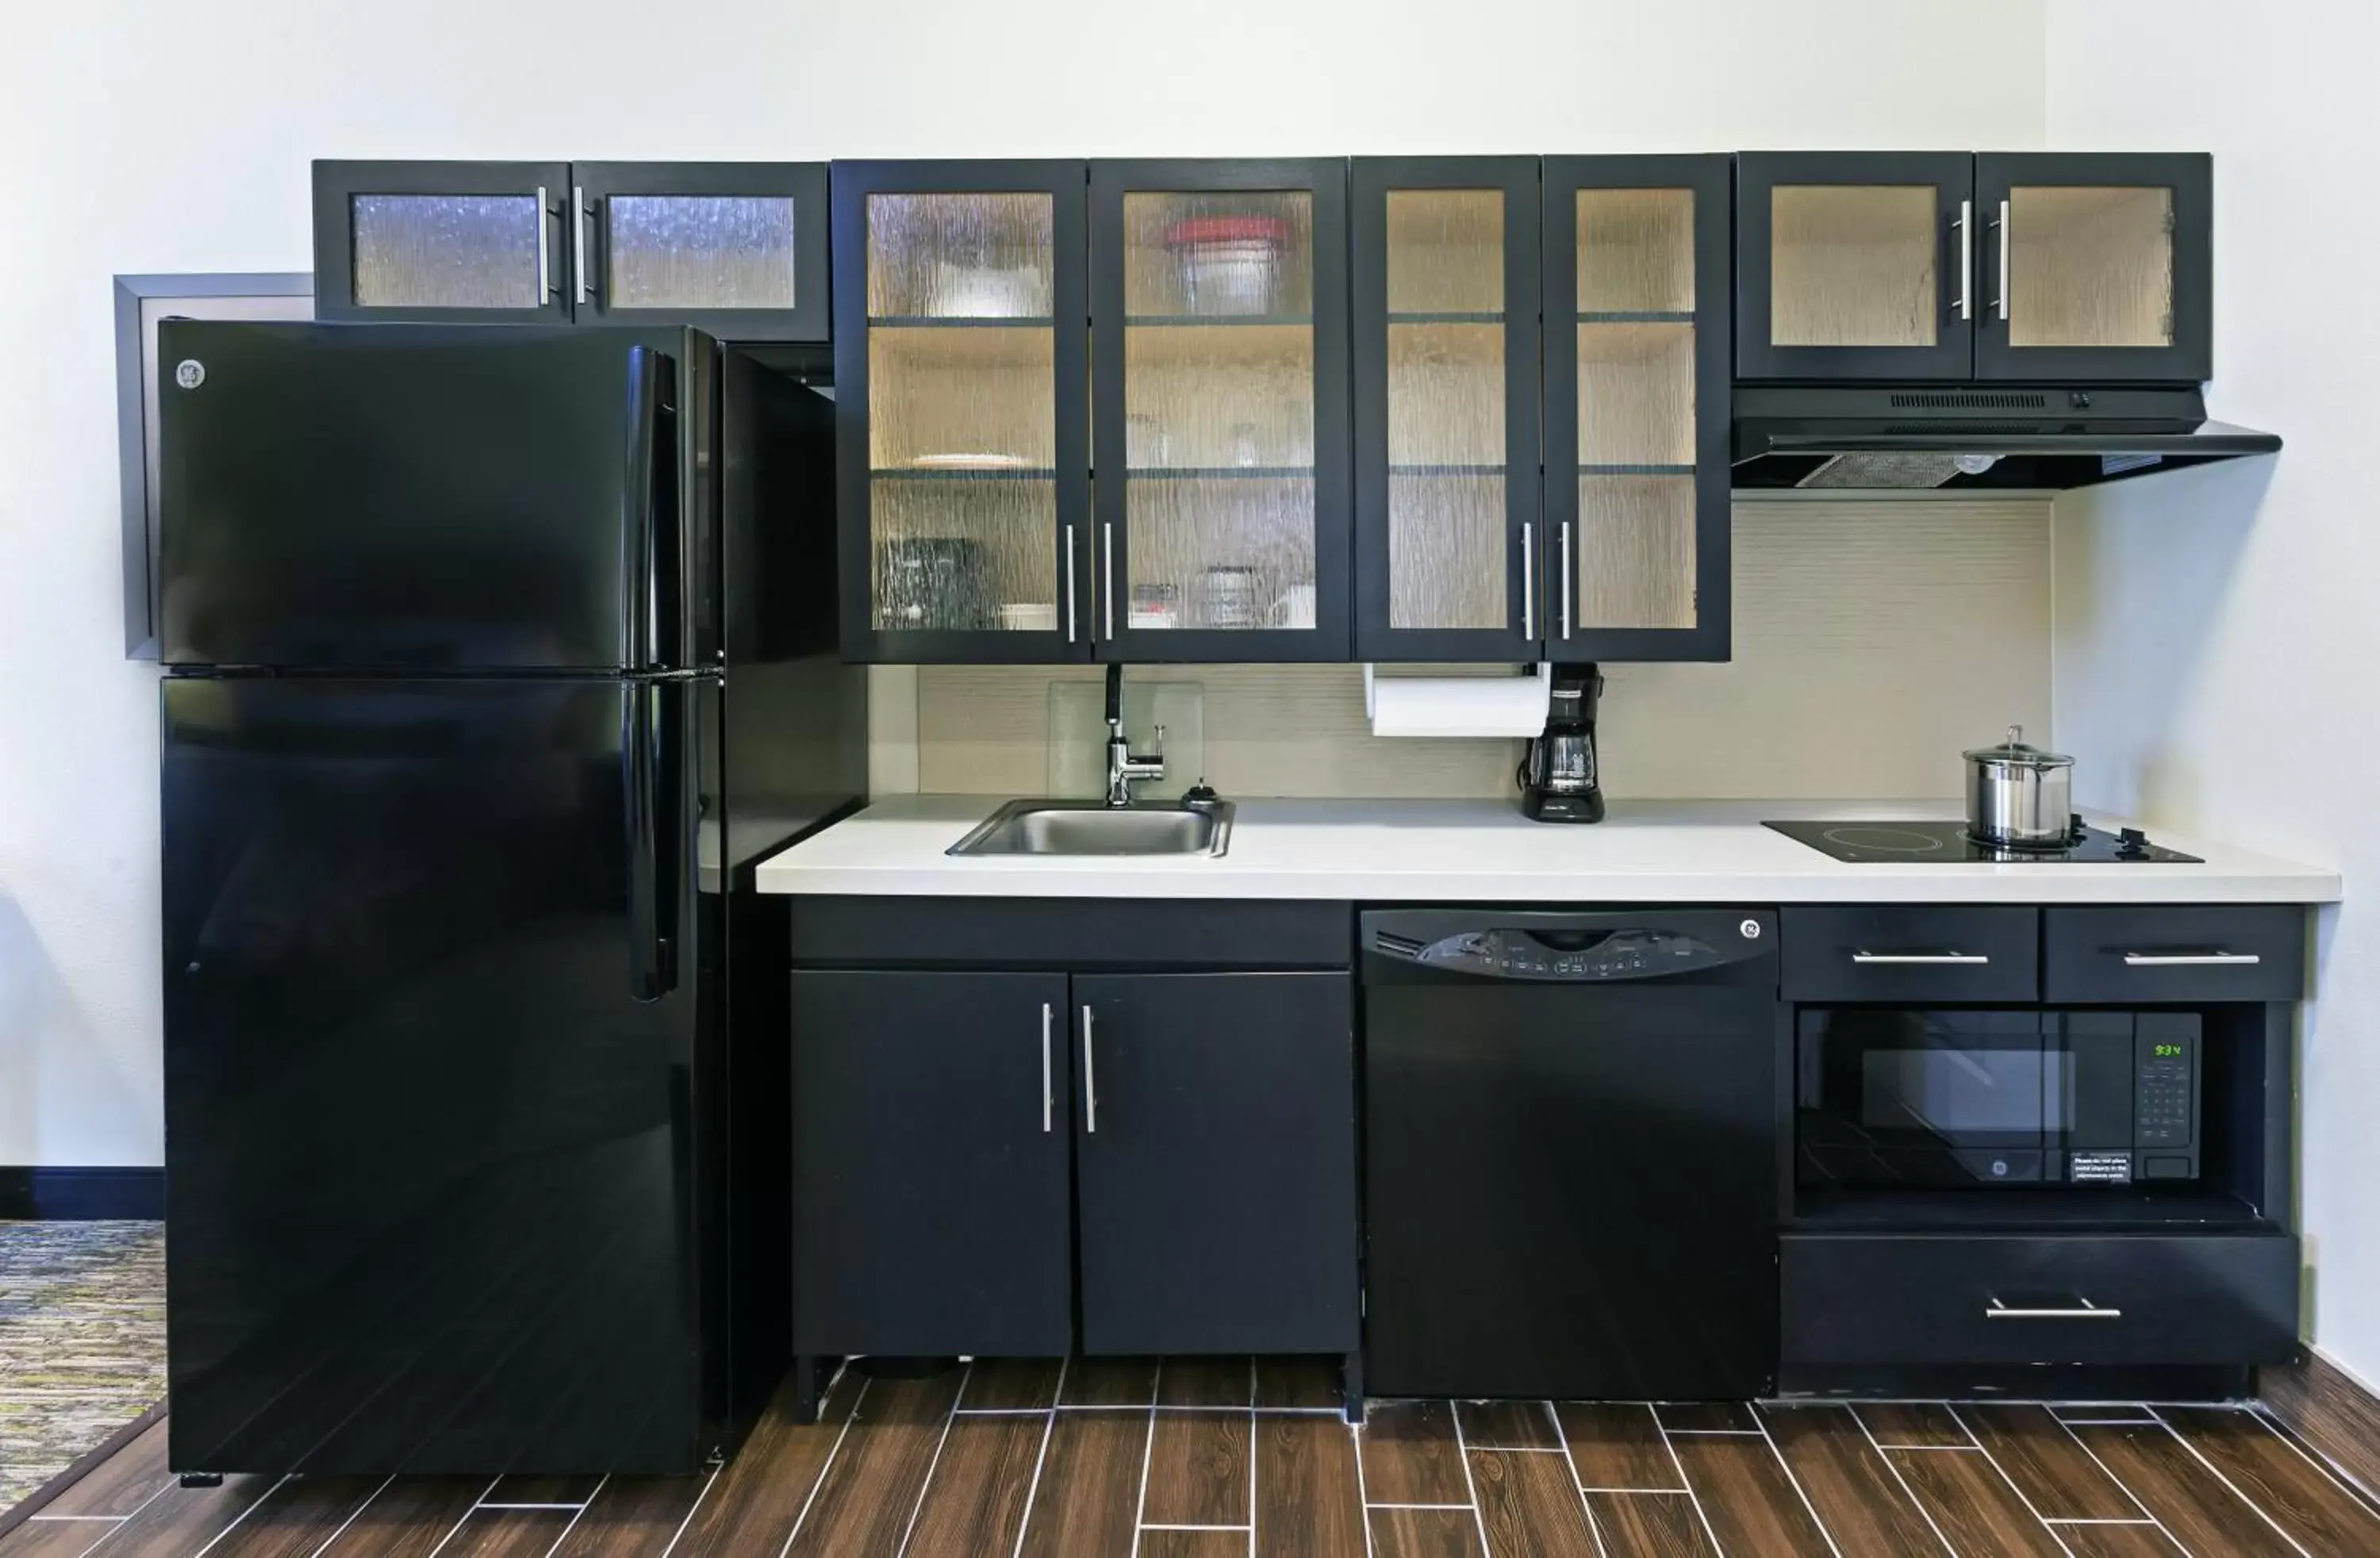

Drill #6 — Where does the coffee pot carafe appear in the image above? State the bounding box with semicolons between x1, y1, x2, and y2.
1519;664;1605;823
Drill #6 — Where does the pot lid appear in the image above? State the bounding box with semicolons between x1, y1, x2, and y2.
1963;723;2073;767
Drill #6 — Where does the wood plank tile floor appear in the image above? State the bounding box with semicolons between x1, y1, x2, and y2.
9;1359;2379;1556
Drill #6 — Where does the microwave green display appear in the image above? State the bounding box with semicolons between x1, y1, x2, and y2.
2154;1043;2186;1058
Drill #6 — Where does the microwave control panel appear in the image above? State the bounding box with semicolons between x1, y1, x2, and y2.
2135;1023;2198;1149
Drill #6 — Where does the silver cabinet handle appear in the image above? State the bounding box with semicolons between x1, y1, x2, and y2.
1953;198;1973;321
1081;1005;1098;1134
536;186;553;300
1994;197;2010;322
1987;1298;2121;1320
2122;951;2261;966
1559;522;1573;639
1520;521;1534;639
1064;524;1077;643
1852;950;1989;965
1102;524;1115;641
1040;1003;1054;1133
572;184;592;306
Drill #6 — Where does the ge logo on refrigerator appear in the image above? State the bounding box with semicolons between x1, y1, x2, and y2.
1740;919;1761;940
175;359;205;390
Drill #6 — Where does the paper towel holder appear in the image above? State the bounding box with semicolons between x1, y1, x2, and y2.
1362;662;1552;735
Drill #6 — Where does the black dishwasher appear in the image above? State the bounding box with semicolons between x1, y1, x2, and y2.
1362;908;1780;1400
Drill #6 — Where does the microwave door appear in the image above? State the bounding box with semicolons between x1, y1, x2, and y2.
1799;1010;2056;1187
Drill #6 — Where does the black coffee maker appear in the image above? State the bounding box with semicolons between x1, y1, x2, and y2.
1519;664;1605;823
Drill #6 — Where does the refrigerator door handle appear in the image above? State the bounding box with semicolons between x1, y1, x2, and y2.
621;348;678;670
624;681;677;1001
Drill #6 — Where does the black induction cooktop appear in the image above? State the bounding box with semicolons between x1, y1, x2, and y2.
1764;819;2203;864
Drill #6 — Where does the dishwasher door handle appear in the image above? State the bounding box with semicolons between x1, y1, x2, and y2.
1852;950;1989;965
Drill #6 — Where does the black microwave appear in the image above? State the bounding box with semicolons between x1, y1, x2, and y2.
1796;1009;2198;1188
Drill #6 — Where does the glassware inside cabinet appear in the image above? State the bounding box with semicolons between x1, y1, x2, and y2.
1121;189;1320;632
866;190;1061;634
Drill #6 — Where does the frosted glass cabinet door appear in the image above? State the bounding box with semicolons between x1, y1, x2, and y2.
315;160;570;323
831;161;1092;662
1975;152;2212;382
1351;157;1541;661
1545;155;1732;662
1092;160;1352;661
577;162;830;341
1734;152;1975;382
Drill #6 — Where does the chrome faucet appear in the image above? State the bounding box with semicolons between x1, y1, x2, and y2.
1103;664;1166;808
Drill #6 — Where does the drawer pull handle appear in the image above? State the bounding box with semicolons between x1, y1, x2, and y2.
1986;1297;2123;1320
1852;950;1990;965
2121;951;2260;967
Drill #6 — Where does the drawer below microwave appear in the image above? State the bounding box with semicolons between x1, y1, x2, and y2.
1781;1232;2298;1367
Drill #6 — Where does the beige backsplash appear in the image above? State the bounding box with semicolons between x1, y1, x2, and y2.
877;497;2052;800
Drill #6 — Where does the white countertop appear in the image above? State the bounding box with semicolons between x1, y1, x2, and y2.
753;796;2341;905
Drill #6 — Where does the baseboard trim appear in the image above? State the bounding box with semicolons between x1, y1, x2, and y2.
2261;1346;2380;1506
0;1167;164;1220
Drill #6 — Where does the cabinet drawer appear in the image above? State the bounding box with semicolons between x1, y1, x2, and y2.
1782;908;2038;1002
1781;1232;2298;1367
2044;907;2305;1003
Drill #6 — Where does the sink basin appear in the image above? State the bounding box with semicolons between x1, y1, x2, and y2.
948;798;1235;858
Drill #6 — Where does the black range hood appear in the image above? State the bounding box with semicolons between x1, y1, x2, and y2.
1732;385;2281;490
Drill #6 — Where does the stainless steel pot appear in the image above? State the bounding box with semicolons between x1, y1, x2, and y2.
1964;725;2075;849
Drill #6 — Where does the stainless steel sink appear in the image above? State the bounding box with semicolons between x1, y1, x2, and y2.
948;798;1235;858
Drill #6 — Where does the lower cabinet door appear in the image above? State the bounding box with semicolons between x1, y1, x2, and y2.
1073;972;1358;1356
790;970;1073;1356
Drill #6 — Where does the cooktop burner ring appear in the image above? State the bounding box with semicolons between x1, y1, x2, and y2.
1820;826;1951;854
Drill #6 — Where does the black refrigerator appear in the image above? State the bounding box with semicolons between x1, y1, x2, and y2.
155;321;862;1475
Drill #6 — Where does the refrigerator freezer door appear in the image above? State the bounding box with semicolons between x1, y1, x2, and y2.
157;321;693;672
161;674;718;1474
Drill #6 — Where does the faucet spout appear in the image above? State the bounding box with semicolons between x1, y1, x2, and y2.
1102;666;1167;807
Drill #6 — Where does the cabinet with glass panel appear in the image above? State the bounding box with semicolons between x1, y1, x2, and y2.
1090;159;1352;661
313;160;828;339
1544;155;1733;661
831;161;1090;662
1351;158;1541;661
1737;152;2210;383
1352;155;1730;662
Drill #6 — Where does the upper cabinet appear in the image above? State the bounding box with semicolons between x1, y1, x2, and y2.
1736;152;1976;382
1543;155;1733;662
831;160;1090;663
1973;153;2210;383
1092;159;1353;662
1351;157;1542;662
313;159;829;340
1351;155;1731;664
1736;151;2210;383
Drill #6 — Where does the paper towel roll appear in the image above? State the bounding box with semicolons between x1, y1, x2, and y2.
1364;664;1551;738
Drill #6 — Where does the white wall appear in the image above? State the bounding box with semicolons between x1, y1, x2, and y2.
0;0;2046;1165
2045;1;2379;1379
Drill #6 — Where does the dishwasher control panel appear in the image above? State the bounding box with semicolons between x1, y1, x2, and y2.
1408;927;1726;980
